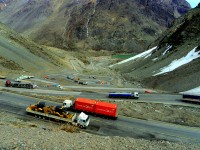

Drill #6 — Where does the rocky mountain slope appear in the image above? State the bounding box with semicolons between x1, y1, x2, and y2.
111;5;200;92
0;0;190;52
0;22;69;75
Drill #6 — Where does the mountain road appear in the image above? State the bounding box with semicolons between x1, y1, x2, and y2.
1;91;200;143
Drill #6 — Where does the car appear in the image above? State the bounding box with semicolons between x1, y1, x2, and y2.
78;81;88;85
44;75;49;79
28;76;35;79
78;81;83;84
82;82;88;85
89;76;96;79
67;75;74;80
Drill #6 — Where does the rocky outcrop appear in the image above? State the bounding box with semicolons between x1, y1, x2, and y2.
138;0;191;27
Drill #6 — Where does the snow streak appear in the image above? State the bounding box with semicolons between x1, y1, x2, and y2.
109;46;157;67
153;47;199;76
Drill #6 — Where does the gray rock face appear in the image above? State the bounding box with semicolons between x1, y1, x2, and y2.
137;0;191;26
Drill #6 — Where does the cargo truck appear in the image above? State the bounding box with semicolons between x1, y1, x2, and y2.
182;93;200;103
5;80;37;89
63;97;118;119
108;92;139;99
26;102;90;128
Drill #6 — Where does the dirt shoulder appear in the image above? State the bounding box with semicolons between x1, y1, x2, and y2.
0;112;199;150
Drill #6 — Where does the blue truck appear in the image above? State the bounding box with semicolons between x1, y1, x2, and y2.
108;92;139;99
182;93;200;103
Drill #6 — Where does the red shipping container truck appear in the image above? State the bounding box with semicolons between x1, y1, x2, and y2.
95;101;117;118
75;97;97;113
74;97;117;118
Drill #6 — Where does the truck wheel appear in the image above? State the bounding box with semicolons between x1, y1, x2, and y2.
79;125;83;129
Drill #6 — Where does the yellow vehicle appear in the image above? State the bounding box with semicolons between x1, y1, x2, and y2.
74;77;80;82
26;102;90;128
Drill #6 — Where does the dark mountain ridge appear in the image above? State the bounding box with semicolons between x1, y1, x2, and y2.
0;0;190;52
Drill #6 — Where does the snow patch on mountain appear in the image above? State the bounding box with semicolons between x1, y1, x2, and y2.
162;45;172;56
109;46;157;68
182;86;200;95
153;47;199;76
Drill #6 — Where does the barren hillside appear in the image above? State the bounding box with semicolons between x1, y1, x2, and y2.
0;22;74;75
111;5;200;92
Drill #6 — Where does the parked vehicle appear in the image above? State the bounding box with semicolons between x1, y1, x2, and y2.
15;75;34;82
26;102;90;128
74;77;80;82
66;75;74;80
63;97;118;119
44;75;49;79
108;92;139;99
5;80;37;89
89;76;96;79
78;81;88;85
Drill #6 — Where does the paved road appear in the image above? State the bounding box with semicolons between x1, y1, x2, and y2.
0;86;81;95
1;86;200;108
1;91;200;143
62;85;149;92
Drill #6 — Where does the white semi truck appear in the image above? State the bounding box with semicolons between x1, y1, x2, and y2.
26;102;90;128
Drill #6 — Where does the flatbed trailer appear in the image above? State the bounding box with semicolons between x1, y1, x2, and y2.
26;107;77;123
26;102;90;128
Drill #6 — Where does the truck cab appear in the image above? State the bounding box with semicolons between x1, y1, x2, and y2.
76;112;90;128
63;100;73;110
133;92;139;99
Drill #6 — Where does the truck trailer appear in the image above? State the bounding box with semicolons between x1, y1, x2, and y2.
182;93;200;103
108;92;139;99
63;97;118;119
5;80;37;89
26;102;90;128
